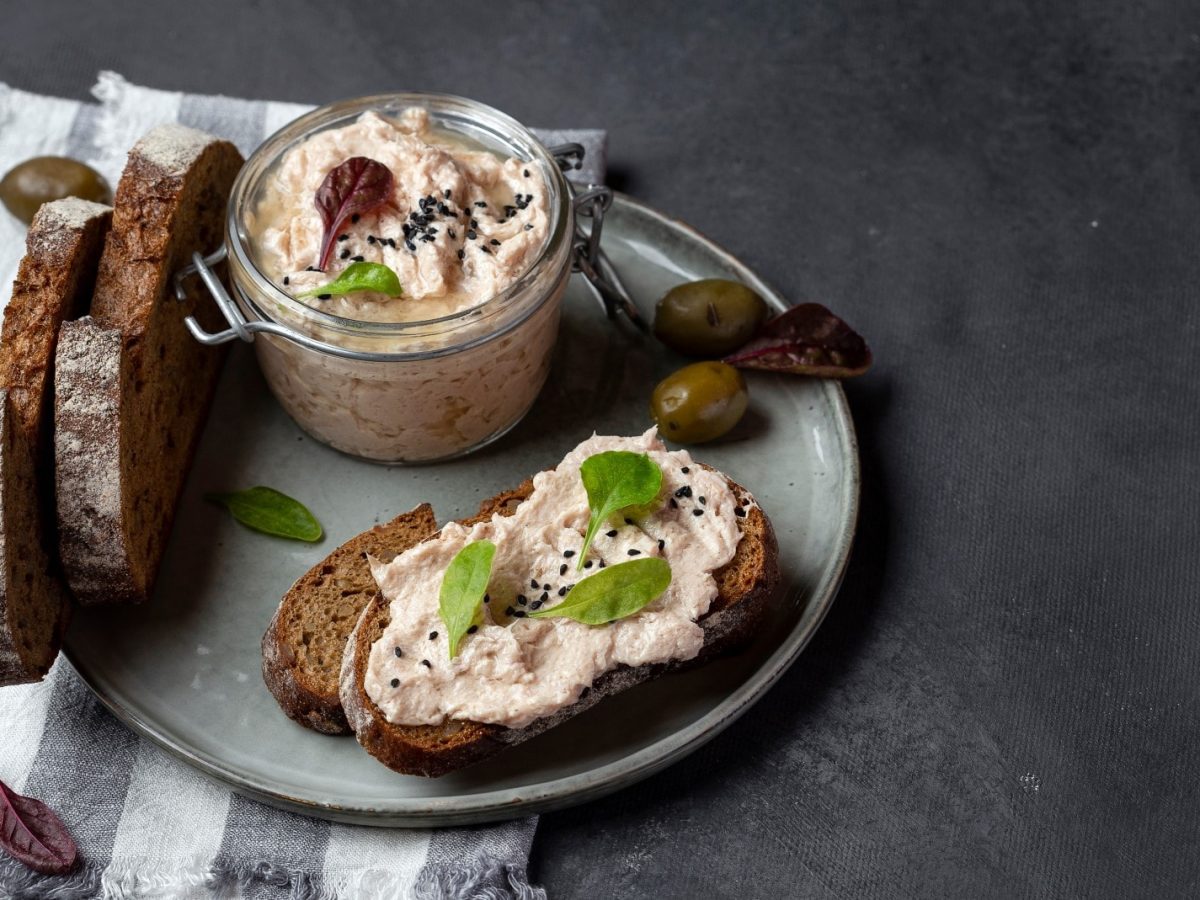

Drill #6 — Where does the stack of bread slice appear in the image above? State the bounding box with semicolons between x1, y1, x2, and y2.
0;125;243;685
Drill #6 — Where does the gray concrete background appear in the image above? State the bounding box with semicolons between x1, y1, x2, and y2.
4;1;1199;896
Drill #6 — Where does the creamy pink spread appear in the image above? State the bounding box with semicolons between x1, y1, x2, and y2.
363;429;746;729
251;108;550;323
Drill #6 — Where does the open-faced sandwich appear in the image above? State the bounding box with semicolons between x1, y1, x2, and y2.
263;427;778;776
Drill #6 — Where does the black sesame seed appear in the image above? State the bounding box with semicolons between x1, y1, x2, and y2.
317;293;331;300
558;587;568;596
367;235;376;244
338;234;350;242
543;583;552;591
282;276;290;285
563;550;576;558
675;486;693;498
599;560;607;568
422;234;435;242
540;591;549;603
406;240;417;252
448;228;456;239
470;218;479;228
514;610;528;618
624;517;634;525
305;265;317;271
658;539;665;551
670;498;679;509
480;245;491;254
735;507;747;518
606;529;618;538
531;578;540;589
681;466;690;473
523;168;530;177
524;223;533;230
390;678;400;687
584;561;593;569
394;647;403;658
457;249;465;260
518;596;528;606
351;214;360;223
387;238;397;248
427;227;438;235
505;606;515;616
421;659;432;668
693;508;704;516
352;255;365;262
558;564;567;576
530;600;543;610
429;631;438;640
467;625;478;634
340;249;350;260
484;593;491;603
467;230;477;240
443;189;451;199
628;549;641;556
490;239;500;246
437;203;450;215
475;200;487;207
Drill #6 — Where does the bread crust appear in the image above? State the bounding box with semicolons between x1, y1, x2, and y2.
0;201;111;684
261;504;438;735
340;471;778;777
54;127;243;605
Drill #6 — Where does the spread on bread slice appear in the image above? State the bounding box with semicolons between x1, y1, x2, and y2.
338;429;778;776
262;503;439;735
54;125;244;605
0;199;112;684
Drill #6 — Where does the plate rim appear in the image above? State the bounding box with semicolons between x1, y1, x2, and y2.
64;191;860;827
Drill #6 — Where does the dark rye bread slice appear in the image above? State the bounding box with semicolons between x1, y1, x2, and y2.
54;125;244;605
0;200;112;684
262;503;439;735
340;470;779;777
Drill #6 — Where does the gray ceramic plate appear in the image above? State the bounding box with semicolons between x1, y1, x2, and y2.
64;194;859;827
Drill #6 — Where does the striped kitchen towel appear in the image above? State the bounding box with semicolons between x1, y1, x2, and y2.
0;72;605;900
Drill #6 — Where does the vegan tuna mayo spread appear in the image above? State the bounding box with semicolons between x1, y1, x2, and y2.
237;102;568;463
252;107;550;323
364;429;747;729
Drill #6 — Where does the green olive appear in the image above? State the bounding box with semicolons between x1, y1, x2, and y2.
0;157;112;225
653;278;769;357
650;361;749;444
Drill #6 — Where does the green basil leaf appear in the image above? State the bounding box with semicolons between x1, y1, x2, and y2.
577;451;662;570
439;540;496;658
531;557;671;625
298;261;403;299
205;486;323;542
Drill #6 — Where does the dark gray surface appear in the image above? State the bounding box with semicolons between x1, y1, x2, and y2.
4;1;1199;896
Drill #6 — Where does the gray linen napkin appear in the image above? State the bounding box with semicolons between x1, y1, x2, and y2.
0;72;605;900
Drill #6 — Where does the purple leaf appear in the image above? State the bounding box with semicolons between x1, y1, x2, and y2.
313;157;394;271
723;303;872;378
0;778;78;876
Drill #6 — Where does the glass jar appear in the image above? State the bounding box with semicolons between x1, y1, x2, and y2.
205;93;574;463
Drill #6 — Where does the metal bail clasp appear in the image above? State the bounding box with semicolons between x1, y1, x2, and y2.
548;144;647;331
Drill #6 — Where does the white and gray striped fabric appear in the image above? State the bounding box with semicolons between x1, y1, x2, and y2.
0;72;605;899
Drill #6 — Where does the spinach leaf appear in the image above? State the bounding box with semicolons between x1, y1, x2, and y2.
531;557;671;625
205;487;323;542
439;540;496;658
577;451;662;570
298;261;403;299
